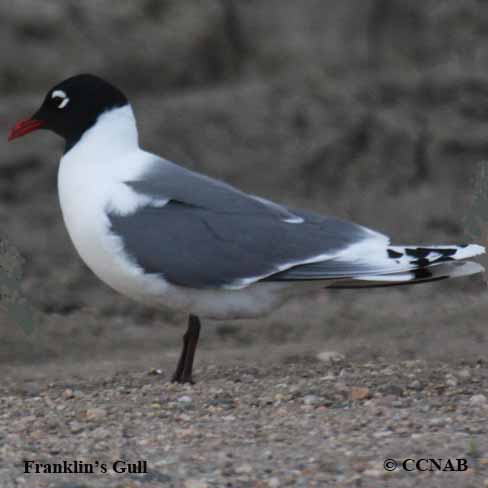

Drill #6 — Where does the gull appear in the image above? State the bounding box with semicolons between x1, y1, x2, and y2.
8;74;485;383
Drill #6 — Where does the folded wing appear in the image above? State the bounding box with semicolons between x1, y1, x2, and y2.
108;158;485;289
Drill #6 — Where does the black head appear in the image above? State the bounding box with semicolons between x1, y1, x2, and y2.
9;74;128;150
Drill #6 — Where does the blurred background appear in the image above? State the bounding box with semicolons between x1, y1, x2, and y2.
1;0;487;373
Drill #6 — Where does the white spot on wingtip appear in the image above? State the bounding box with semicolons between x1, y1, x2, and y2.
283;215;304;224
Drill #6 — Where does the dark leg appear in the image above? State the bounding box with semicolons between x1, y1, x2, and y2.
171;314;201;383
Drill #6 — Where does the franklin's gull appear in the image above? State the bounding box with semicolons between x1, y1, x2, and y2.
8;74;486;382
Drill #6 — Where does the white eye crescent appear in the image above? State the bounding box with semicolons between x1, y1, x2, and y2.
51;90;70;109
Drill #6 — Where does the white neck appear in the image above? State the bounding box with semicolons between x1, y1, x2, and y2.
59;103;154;198
69;104;139;157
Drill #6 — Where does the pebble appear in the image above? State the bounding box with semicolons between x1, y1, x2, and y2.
208;397;235;409
62;388;74;399
184;480;208;488
428;417;445;426
69;421;84;434
303;395;320;406
373;430;392;438
351;387;370;401
316;351;344;363
380;384;404;397
457;368;471;379
235;463;253;474
403;360;422;368
148;368;163;375
408;380;423;391
335;382;350;394
85;407;107;420
178;395;193;405
320;373;336;381
267;477;280;488
363;468;382;477
445;374;458;387
470;394;487;406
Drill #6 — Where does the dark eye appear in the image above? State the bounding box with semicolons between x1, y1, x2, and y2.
51;90;70;109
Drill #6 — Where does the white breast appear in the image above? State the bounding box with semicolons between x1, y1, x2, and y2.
57;106;169;302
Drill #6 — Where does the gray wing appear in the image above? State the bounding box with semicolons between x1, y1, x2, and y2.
108;159;384;288
126;159;299;221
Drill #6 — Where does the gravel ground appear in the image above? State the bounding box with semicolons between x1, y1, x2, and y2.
1;353;488;488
